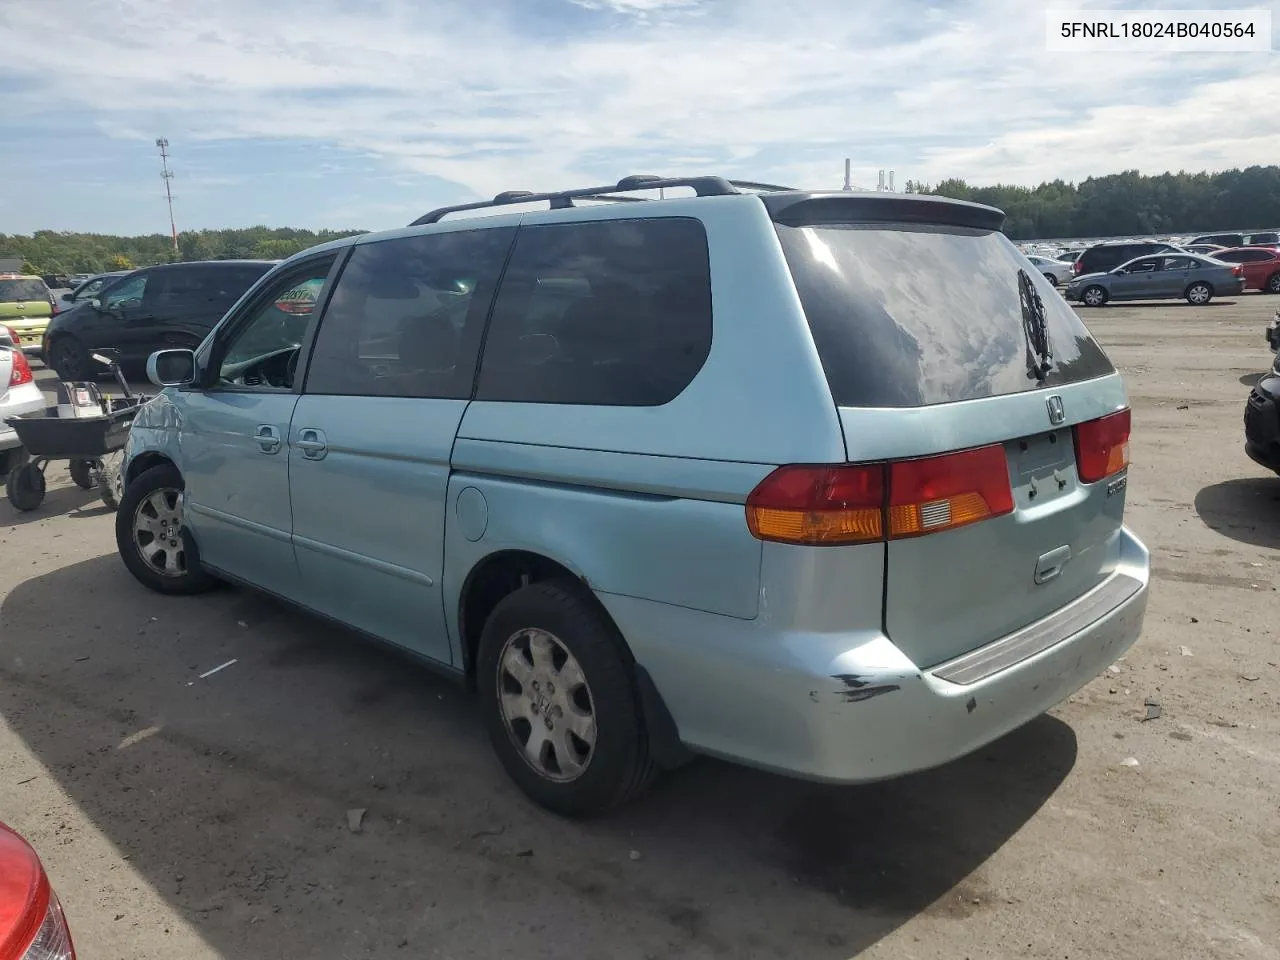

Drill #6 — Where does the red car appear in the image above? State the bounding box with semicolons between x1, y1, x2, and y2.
0;823;75;959
1212;247;1280;293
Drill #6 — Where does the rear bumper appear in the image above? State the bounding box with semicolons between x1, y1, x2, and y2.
605;526;1149;783
0;382;47;451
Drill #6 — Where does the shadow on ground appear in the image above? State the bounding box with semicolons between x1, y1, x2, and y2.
1195;477;1280;549
1;555;1077;959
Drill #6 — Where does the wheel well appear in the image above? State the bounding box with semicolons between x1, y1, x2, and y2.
125;452;175;488
458;551;616;687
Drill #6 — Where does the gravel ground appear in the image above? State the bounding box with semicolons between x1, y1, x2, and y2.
2;296;1278;960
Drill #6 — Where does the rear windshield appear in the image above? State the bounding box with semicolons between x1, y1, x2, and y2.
0;279;48;302
775;223;1115;407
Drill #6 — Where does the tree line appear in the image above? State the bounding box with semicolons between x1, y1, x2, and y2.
904;165;1280;241
1;226;367;276
6;165;1280;268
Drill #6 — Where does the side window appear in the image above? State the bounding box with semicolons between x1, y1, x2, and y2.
1213;251;1245;263
1126;258;1158;273
1244;250;1273;262
305;228;515;399
1161;256;1194;270
475;218;713;406
102;273;147;311
215;258;337;390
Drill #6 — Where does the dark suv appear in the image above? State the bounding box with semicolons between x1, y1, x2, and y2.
1073;241;1183;277
43;260;275;380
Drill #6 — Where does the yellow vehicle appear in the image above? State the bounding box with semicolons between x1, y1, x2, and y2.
0;274;56;355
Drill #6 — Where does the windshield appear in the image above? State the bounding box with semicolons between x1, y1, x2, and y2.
0;279;48;302
775;222;1115;407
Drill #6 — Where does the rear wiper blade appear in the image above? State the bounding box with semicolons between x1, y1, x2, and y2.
1018;269;1053;382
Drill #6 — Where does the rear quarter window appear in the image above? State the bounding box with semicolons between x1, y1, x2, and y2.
775;222;1115;408
474;218;713;406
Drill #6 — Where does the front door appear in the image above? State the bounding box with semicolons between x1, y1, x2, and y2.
287;225;515;664
1110;256;1161;300
177;255;341;599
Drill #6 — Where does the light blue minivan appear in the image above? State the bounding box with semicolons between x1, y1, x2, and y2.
116;176;1150;816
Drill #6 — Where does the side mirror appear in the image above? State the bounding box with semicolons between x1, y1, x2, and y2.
61;292;75;302
148;348;197;387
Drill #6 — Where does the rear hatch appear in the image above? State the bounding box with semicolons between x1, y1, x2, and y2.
0;279;53;348
770;197;1130;669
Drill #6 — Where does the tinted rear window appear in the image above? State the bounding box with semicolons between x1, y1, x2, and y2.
0;279;48;302
775;223;1115;408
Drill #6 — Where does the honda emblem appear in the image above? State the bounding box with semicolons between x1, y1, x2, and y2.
1046;395;1065;425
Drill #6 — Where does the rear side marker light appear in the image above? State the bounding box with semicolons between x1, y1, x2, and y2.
746;443;1014;546
1073;408;1130;483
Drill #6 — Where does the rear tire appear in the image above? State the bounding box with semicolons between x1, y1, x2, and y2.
1186;282;1213;305
98;450;124;511
49;335;90;381
1043;272;1057;285
6;463;46;511
1082;285;1108;307
476;580;656;818
69;458;96;490
1266;272;1280;294
115;463;218;595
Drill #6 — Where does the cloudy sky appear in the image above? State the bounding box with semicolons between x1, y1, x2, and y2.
1;0;1277;234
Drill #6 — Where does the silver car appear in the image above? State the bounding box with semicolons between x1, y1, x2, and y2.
1065;253;1246;306
1025;255;1076;285
0;331;46;476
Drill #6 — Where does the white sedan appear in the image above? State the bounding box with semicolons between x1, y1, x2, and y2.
1025;255;1077;285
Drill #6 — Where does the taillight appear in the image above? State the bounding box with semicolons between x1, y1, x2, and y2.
0;825;75;960
48;298;58;316
746;463;884;545
1073;260;1084;273
0;325;17;347
1073;408;1131;483
888;445;1015;538
746;443;1014;546
1232;265;1244;277
9;349;33;388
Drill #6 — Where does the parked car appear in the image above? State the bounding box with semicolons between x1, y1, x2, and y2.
1024;254;1075;285
42;260;275;380
1210;247;1280;293
1191;231;1280;248
116;176;1149;817
0;334;45;475
61;270;131;306
1065;252;1245;306
66;273;92;288
0;275;57;356
1072;240;1184;277
0;821;76;959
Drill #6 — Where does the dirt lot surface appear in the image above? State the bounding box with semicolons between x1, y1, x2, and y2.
2;297;1279;960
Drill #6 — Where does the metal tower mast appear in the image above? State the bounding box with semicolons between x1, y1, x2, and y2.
156;138;178;256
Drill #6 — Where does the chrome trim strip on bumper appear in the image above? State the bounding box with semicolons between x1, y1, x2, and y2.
932;571;1143;686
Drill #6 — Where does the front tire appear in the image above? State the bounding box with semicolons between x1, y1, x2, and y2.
1186;282;1213;305
6;463;45;511
1082;285;1108;307
115;463;218;595
476;580;656;817
1266;272;1280;294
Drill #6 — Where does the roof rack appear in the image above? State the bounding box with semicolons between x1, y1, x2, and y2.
409;174;795;226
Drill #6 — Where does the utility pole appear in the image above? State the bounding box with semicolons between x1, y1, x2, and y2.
843;158;852;191
156;138;178;257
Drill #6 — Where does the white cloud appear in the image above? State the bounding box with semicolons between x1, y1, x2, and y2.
2;0;1278;225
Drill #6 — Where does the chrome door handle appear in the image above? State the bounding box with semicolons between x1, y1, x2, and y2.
255;424;281;454
297;428;328;460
